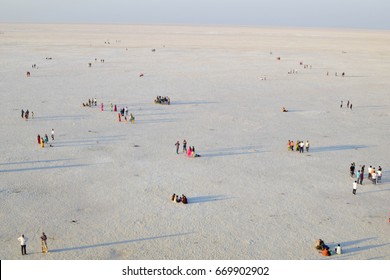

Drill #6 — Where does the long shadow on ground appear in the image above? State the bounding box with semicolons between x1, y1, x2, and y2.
49;232;192;253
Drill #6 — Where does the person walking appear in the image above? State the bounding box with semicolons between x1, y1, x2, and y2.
183;140;187;153
175;141;180;154
18;234;27;255
41;232;48;253
353;181;357;195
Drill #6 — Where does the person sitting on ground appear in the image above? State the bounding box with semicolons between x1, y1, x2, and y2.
181;195;188;204
187;146;192;157
315;239;325;250
322;247;331;256
282;107;288;112
191;146;200;157
175;195;182;203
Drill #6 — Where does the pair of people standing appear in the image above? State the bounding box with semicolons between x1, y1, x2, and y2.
18;232;48;255
175;140;188;154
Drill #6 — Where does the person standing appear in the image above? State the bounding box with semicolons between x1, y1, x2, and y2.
350;163;355;177
353;181;357;195
175;141;180;154
299;141;304;153
41;232;48;253
356;170;361;184
21;109;24;118
368;166;372;180
183;140;187;153
347;100;350;108
359;171;364;185
350;103;352;110
51;129;54;141
18;234;27;255
340;100;343;108
305;140;310;152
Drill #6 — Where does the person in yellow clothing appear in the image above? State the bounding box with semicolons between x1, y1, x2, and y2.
41;232;48;253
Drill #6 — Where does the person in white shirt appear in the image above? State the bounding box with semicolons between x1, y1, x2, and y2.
352;181;357;195
371;172;377;184
377;170;382;183
18;234;27;255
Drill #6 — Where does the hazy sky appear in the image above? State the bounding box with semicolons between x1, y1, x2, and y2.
1;0;389;29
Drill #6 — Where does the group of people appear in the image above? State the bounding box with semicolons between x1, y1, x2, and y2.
154;96;171;105
37;129;54;148
175;140;200;157
171;194;188;204
118;112;135;124
367;165;382;184
18;232;48;256
82;98;97;107
350;163;382;184
287;140;309;153
21;109;33;120
315;239;342;256
340;100;352;109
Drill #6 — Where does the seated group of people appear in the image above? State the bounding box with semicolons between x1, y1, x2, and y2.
315;239;331;256
154;96;170;105
187;146;200;158
171;194;188;204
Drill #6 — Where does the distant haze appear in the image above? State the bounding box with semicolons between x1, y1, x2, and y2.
1;0;390;30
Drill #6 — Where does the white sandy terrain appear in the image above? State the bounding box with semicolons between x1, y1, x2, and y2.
0;24;389;260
